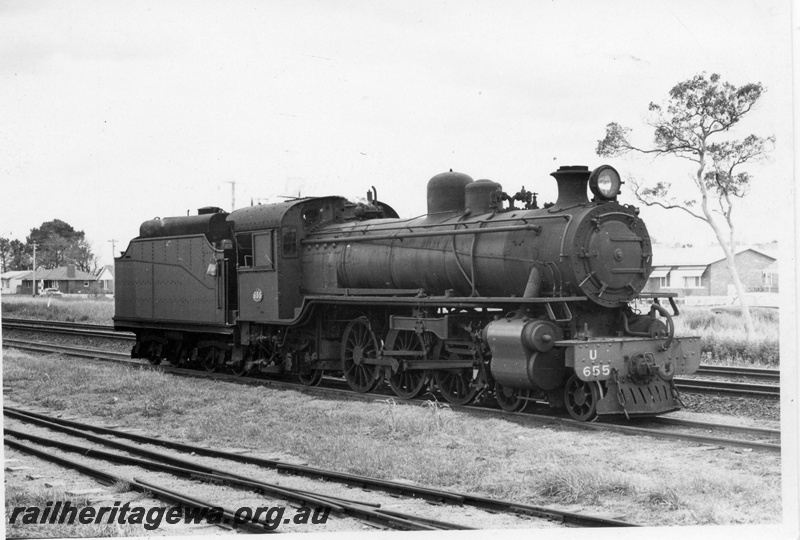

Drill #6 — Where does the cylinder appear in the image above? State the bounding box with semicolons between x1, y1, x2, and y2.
486;319;565;391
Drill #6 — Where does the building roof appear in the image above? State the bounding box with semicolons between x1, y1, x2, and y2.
652;245;777;267
96;264;114;279
25;266;98;281
1;270;32;280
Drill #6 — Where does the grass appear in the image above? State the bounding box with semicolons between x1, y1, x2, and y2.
2;295;114;324
4;484;142;538
673;307;780;366
2;348;783;527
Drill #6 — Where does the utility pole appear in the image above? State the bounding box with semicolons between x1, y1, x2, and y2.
108;239;117;262
223;181;236;211
31;242;37;296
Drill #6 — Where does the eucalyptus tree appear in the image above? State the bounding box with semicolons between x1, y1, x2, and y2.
597;73;774;338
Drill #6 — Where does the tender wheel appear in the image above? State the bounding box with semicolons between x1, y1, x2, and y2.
341;319;382;393
168;344;186;367
202;349;219;373
434;367;478;406
564;374;602;422
298;369;323;386
145;342;162;366
495;382;529;412
385;330;430;399
231;365;249;377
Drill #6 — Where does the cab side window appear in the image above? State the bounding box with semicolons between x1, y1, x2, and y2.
253;231;275;269
236;233;253;267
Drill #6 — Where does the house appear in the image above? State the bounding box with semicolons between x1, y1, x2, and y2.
96;264;114;294
643;245;777;297
19;265;98;295
761;260;779;293
1;270;33;294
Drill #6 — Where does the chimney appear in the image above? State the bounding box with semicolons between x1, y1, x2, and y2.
550;166;590;209
67;265;76;278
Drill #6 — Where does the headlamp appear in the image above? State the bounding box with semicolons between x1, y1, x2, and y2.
589;165;622;200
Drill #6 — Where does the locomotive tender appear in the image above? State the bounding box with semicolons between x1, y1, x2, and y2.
114;164;701;421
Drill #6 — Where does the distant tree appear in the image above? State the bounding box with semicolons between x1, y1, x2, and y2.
72;238;98;273
597;73;774;339
0;237;10;273
8;239;32;270
26;219;96;272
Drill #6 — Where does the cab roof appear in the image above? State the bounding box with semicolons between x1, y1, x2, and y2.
227;196;347;232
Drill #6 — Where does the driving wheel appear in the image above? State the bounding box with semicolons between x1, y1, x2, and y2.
340;318;382;393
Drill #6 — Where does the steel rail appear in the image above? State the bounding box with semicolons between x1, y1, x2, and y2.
3;421;461;532
2;317;133;340
2;317;116;331
3;437;270;533
560;417;779;452
4;427;345;513
645;416;780;437
694;364;780;380
4;339;781;451
3;406;637;528
674;377;780;397
463;406;781;453
3;339;134;362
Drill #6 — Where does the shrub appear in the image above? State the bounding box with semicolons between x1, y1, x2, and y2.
673;308;779;367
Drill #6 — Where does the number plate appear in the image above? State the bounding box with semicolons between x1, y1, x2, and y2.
581;363;611;380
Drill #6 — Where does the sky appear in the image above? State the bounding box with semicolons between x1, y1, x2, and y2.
0;0;794;268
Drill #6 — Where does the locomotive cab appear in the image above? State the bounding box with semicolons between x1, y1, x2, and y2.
229;197;344;322
229;196;396;323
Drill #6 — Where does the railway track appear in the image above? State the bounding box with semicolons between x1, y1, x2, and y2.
672;377;779;397
2;317;781;397
2;317;133;341
4;405;636;529
694;364;780;380
3;338;781;453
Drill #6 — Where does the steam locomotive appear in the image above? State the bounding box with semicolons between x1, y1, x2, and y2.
114;165;700;421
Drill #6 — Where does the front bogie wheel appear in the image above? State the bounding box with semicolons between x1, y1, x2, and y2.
298;369;324;386
564;374;603;422
495;382;530;413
